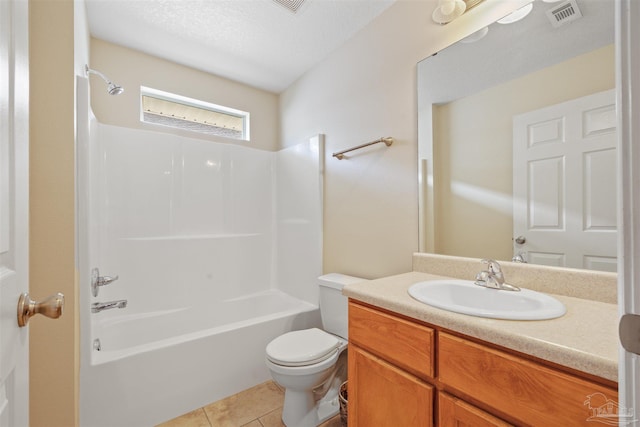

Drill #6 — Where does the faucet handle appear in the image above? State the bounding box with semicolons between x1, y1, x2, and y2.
481;259;502;273
475;270;489;282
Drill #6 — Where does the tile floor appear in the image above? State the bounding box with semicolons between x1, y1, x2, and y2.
156;381;343;427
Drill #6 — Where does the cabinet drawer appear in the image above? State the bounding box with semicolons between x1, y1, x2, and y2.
438;393;513;427
438;333;618;426
349;301;434;379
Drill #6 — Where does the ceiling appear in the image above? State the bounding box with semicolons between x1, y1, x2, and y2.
85;0;397;93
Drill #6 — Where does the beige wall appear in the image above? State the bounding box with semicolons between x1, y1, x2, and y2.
279;0;530;279
29;0;78;426
89;38;280;151
433;45;615;260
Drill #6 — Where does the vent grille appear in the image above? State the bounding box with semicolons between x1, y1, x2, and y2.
546;0;583;28
272;0;306;13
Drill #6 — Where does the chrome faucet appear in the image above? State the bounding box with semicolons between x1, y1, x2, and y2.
474;259;520;292
91;300;128;313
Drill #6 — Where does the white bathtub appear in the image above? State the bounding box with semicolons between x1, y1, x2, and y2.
80;290;319;427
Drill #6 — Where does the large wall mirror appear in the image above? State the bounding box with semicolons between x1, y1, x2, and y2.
418;0;616;272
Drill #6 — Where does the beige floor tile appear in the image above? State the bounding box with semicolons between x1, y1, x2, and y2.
203;381;284;427
155;408;211;427
240;421;263;427
259;409;343;427
257;408;286;427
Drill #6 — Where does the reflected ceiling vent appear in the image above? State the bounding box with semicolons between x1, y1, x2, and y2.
546;0;583;28
272;0;306;13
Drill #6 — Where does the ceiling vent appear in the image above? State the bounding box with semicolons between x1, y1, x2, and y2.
272;0;306;13
546;0;583;28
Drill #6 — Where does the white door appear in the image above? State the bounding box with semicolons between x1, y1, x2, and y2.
0;0;29;425
618;0;640;422
512;89;617;272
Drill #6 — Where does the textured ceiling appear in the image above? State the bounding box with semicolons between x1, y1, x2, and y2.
85;0;397;93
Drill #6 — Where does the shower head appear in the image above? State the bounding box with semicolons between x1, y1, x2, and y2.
85;65;124;96
106;82;124;96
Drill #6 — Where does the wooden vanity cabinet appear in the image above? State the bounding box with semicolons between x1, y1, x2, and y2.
348;301;435;426
347;300;618;427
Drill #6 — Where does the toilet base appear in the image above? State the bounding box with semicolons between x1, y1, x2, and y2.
281;382;341;427
279;351;347;427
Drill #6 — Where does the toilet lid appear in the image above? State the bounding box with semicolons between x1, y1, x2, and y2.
266;328;341;367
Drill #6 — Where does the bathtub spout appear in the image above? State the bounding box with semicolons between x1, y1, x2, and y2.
92;300;128;313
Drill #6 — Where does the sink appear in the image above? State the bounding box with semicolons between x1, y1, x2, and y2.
408;279;566;320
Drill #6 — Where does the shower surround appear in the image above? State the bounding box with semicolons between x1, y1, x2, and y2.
79;110;324;426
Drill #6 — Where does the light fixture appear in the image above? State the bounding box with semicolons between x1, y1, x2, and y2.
460;26;489;43
432;0;467;25
497;2;533;24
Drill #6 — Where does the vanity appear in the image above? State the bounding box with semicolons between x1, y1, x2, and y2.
344;254;619;426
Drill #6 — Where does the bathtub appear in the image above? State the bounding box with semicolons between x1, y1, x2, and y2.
80;290;319;427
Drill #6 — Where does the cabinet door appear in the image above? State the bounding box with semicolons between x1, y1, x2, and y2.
348;344;433;427
439;393;513;427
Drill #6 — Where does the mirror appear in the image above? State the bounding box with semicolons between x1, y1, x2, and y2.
418;0;616;272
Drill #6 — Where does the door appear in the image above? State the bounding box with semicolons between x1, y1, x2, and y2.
0;0;29;425
512;90;617;272
617;0;640;423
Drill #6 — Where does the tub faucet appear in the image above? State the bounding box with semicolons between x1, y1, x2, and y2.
92;300;128;313
474;259;520;292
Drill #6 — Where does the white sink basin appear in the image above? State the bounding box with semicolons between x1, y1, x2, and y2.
408;279;566;320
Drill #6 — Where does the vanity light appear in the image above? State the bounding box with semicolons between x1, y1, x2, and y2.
497;2;533;24
432;0;466;25
460;26;489;43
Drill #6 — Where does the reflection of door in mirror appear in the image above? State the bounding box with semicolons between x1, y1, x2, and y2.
513;89;617;272
418;0;615;271
430;45;614;265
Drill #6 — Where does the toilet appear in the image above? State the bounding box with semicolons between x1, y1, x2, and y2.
265;273;367;427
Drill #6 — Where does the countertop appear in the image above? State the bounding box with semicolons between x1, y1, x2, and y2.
343;271;618;382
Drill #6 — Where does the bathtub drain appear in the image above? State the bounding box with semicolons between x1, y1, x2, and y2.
93;338;102;351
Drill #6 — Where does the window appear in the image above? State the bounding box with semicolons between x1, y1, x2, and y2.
140;87;250;140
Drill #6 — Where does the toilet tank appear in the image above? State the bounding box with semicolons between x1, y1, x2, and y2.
318;273;368;339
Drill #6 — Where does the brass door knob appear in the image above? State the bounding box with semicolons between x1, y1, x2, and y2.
17;292;65;327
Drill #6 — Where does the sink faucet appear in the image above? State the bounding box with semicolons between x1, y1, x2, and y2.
474;259;520;292
92;300;128;313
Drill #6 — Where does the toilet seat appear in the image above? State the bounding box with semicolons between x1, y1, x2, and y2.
266;328;341;367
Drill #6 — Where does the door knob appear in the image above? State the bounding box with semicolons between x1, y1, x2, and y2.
620;314;640;355
17;292;65;327
514;235;526;244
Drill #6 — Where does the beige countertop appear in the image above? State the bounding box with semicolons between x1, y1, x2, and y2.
343;271;619;382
